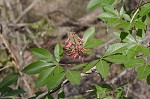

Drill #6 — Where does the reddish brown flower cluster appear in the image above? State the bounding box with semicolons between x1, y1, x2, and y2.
65;32;88;59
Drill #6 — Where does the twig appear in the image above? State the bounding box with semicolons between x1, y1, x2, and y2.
36;79;69;99
107;69;132;84
0;65;12;71
125;84;130;97
15;0;41;23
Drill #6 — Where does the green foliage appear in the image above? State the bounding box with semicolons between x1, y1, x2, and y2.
104;43;127;56
137;65;150;79
139;3;150;17
87;0;115;10
96;60;109;78
66;70;81;84
31;48;55;62
21;0;150;98
83;27;95;46
0;75;18;89
54;44;64;62
22;61;53;74
0;75;25;98
83;60;99;72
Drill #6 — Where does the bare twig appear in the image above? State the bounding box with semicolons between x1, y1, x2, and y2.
0;65;12;71
15;0;41;23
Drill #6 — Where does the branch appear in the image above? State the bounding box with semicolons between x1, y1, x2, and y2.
15;0;41;23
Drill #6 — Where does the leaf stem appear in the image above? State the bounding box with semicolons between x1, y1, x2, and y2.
130;8;139;23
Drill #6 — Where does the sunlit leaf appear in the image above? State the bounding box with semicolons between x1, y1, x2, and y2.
54;44;63;62
137;65;150;79
83;27;95;46
83;60;99;72
96;60;109;78
31;48;55;62
22;61;53;74
66;70;81;84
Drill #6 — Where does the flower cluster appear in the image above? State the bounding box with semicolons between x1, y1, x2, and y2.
65;32;87;59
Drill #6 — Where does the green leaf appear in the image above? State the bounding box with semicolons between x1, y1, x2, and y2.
87;0;103;10
36;67;55;87
22;61;53;74
0;75;18;89
127;45;141;58
31;48;55;62
87;0;115;10
93;85;107;98
103;5;118;16
104;43;127;56
47;73;65;91
115;21;131;31
140;46;150;57
136;29;146;42
137;65;150;80
98;13;119;20
96;60;109;78
104;55;128;64
83;27;95;46
84;39;103;49
147;74;150;85
139;3;150;17
4;89;25;96
124;58;145;68
66;70;81;84
133;20;146;30
47;66;65;90
123;14;131;21
54;44;63;62
99;83;113;90
120;6;125;17
58;90;65;99
70;63;87;70
115;88;123;99
114;32;136;43
83;60;99;72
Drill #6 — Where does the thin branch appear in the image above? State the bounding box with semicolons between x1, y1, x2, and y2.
15;0;41;23
0;65;12;72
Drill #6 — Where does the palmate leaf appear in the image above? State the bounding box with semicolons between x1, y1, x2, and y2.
22;61;53;74
104;43;127;57
31;48;55;62
54;44;63;62
66;70;81;84
137;65;150;80
96;60;109;78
